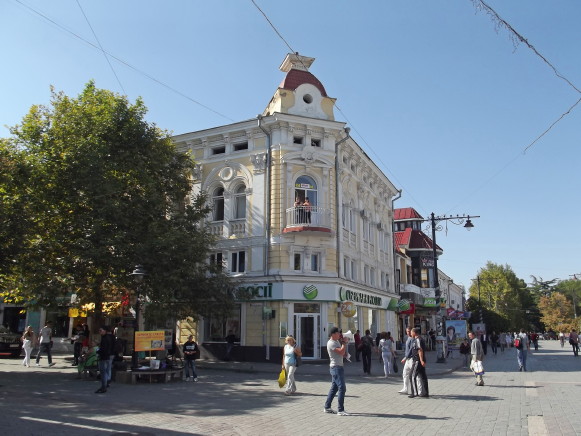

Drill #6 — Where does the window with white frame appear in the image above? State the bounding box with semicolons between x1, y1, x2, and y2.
310;253;320;272
351;260;357;281
209;252;224;270
212;187;225;221
233;184;246;219
364;265;370;284
230;251;246;273
343;257;349;279
294;253;302;271
370;267;376;286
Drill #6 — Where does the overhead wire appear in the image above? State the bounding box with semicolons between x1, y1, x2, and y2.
76;0;126;95
14;0;235;123
249;0;425;211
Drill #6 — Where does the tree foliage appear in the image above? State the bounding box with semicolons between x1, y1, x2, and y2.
0;82;240;325
538;292;575;332
468;262;540;331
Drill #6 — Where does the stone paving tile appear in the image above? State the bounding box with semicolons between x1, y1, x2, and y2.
1;341;581;435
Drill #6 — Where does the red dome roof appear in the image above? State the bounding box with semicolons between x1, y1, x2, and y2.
279;69;327;97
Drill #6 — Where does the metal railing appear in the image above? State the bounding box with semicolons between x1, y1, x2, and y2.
285;206;332;228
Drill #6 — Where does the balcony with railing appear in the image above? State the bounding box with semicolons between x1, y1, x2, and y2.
283;206;332;234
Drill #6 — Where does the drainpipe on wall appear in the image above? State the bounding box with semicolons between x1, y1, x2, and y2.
391;189;402;295
257;114;272;361
334;127;351;288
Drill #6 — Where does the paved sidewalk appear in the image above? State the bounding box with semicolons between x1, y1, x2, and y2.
1;340;579;435
195;350;464;377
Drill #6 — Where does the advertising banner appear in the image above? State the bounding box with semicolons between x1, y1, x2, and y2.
445;319;468;345
134;330;165;352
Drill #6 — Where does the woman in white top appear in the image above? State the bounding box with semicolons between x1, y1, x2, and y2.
21;326;35;367
281;335;302;395
379;331;395;377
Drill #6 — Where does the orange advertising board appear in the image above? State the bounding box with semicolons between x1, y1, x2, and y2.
134;330;165;352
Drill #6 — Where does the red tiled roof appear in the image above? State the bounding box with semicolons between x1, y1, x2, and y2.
279;69;327;97
394;229;442;252
394;207;424;221
394;228;412;249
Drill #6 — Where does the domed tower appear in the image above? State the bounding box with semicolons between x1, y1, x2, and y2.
262;53;336;121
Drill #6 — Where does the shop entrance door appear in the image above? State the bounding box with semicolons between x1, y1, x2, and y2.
295;314;320;359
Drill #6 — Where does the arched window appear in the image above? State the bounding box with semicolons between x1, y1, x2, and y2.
294;175;317;206
234;184;246;219
212;187;224;221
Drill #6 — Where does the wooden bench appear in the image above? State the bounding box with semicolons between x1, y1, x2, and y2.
116;368;184;384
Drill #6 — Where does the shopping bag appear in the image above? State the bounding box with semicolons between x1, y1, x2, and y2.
277;368;287;388
471;360;484;375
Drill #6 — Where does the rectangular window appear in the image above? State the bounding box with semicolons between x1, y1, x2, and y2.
233;142;248;151
212;146;226;155
210;252;224;270
311;139;321;147
364;265;369;284
294;253;302;271
344;257;349;279
311;253;320;272
202;305;241;341
351;260;357;281
370;268;376;286
231;251;246;273
293;136;303;145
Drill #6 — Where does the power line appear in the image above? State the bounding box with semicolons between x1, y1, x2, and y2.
76;0;126;95
14;0;235;123
472;0;581;95
249;0;421;210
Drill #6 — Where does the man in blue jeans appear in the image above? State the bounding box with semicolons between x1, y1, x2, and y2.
95;326;115;393
324;327;349;416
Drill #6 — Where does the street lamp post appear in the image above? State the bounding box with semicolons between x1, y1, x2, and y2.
427;213;479;363
130;265;147;369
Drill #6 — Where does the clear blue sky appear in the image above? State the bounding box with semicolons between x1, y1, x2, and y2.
2;1;580;293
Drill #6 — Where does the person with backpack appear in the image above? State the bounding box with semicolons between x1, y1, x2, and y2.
360;330;374;375
515;328;530;371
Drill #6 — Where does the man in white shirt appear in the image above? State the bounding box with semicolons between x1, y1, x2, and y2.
324;327;349;416
35;321;55;367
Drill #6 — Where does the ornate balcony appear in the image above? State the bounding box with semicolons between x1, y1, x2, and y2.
283;206;332;234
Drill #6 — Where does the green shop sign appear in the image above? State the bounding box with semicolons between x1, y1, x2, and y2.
339;287;382;307
423;297;437;308
237;283;273;299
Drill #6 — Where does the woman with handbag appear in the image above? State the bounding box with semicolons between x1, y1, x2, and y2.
379;332;395;377
282;335;302;395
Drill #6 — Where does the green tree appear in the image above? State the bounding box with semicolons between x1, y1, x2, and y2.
0;82;241;325
468;262;535;331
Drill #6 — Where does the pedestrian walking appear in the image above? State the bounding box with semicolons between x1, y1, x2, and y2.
559;331;565;348
481;331;488;355
530;332;539;351
505;332;512;350
569;329;579;357
324;327;349;416
515;328;530;371
183;335;200;382
398;327;413;395
35;321;54;367
499;332;506;352
224;330;236;361
354;330;361;362
21;326;35;367
360;329;374;375
282;335;302;395
95;326;115;393
490;331;499;355
468;331;484;386
379;332;395;377
408;327;428;398
459;338;471;368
